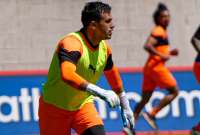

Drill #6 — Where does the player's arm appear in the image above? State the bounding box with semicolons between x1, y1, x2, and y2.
58;36;88;90
104;45;135;128
144;35;170;61
103;55;122;94
191;26;200;53
103;45;123;94
59;36;119;108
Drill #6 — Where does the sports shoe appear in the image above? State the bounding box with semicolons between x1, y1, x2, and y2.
123;127;136;135
142;112;158;129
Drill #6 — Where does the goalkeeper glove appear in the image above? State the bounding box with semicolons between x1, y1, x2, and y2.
120;91;135;129
86;83;120;108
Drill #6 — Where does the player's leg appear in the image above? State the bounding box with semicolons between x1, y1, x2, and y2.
38;97;71;135
141;68;178;129
150;68;179;117
134;70;156;120
142;85;178;129
72;102;105;135
82;125;105;135
150;86;178;117
135;91;159;129
134;91;153;120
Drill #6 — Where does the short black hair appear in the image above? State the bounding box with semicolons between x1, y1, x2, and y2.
81;1;111;28
153;2;168;25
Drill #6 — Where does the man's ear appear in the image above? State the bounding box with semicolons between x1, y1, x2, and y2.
90;21;97;29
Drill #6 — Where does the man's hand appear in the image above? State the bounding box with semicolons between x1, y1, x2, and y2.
121;107;135;129
170;48;179;56
86;83;120;108
119;92;135;129
101;90;120;108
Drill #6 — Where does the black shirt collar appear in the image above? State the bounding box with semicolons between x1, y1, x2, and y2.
80;28;99;49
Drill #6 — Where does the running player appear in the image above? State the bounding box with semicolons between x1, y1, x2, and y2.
191;25;200;84
191;25;200;134
133;3;179;129
38;1;134;135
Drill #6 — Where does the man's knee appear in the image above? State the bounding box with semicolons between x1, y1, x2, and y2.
174;89;179;97
140;91;153;104
141;98;151;104
167;86;179;97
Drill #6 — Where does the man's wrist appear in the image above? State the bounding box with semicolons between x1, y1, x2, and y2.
119;91;131;110
86;83;105;97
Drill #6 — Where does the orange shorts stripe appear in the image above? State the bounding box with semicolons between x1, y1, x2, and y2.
39;97;103;135
142;67;177;91
193;62;200;84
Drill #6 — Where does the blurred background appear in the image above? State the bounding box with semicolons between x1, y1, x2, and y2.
0;0;199;70
0;0;200;135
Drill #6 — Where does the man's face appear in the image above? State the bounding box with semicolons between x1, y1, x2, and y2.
95;11;115;40
159;10;170;28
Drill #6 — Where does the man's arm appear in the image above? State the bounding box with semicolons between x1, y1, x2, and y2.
104;49;135;128
191;26;200;53
144;36;170;61
104;65;123;94
58;36;87;90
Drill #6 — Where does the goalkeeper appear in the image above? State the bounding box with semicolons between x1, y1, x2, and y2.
38;1;134;135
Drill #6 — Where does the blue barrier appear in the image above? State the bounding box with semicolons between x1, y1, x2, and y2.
0;69;199;135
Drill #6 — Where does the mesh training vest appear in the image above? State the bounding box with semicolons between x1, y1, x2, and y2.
42;32;108;111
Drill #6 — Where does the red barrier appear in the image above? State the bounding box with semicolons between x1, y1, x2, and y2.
0;66;193;76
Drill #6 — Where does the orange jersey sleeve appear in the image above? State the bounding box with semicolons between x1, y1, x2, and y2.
104;66;123;94
58;35;87;89
58;35;83;54
103;42;123;94
60;61;87;89
151;26;166;38
151;26;169;55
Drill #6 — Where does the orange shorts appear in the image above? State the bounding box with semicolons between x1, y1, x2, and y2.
142;67;177;92
194;62;200;84
38;97;103;135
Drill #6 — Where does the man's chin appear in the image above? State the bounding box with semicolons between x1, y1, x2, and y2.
106;35;112;39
